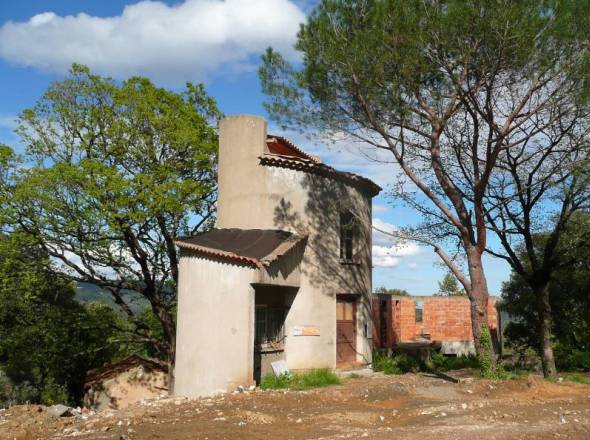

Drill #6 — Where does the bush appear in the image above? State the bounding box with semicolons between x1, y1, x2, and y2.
373;352;418;375
260;368;341;391
555;348;590;372
429;353;480;372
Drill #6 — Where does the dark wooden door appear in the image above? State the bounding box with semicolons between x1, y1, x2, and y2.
336;297;356;364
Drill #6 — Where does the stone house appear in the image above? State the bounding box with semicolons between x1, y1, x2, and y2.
174;115;381;397
372;295;501;356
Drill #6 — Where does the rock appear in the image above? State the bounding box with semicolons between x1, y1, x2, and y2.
248;385;256;391
237;386;245;393
296;418;302;423
48;404;74;418
379;415;385;421
238;421;246;427
461;403;468;410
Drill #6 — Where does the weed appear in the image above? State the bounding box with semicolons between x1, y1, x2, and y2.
260;368;341;391
565;372;590;384
373;352;418;375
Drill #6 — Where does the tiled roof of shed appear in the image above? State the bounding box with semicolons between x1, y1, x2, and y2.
175;229;305;268
259;153;382;197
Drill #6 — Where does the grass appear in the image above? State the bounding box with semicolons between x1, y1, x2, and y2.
260;368;341;391
565;372;590;384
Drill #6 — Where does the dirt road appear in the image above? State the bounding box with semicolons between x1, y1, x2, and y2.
3;372;590;439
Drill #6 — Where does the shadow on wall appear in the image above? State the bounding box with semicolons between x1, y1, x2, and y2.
272;172;372;322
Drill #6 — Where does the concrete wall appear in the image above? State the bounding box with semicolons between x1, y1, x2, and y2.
216;115;374;370
174;253;257;397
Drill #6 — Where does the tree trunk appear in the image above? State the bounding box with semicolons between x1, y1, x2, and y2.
534;283;557;378
465;247;494;362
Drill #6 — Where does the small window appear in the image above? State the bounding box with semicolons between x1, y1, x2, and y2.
255;305;287;346
415;301;423;323
340;210;355;262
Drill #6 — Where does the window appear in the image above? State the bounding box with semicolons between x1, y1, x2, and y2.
415;301;423;323
340;210;355;262
255;305;287;346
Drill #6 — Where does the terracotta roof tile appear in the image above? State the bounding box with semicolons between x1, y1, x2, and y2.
259;153;381;197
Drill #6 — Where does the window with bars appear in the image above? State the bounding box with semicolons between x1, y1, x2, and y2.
255;305;287;346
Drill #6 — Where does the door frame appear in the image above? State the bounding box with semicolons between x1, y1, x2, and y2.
336;294;358;365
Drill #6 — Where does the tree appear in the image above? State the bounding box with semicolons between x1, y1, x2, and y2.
374;286;410;296
482;85;590;377
259;0;590;362
436;272;466;297
0;232;127;405
9;65;221;379
502;213;590;372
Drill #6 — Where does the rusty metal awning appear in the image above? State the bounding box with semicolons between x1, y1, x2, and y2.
175;229;306;268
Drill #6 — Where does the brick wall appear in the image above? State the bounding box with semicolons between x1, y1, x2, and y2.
374;295;499;348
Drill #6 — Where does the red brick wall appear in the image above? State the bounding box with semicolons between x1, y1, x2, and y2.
375;296;499;346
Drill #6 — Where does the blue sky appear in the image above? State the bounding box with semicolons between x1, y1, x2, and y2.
0;0;511;295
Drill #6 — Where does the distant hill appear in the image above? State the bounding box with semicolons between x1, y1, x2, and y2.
75;282;149;314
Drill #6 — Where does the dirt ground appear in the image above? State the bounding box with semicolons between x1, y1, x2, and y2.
3;371;590;440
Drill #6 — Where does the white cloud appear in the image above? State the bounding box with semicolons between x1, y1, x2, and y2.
371;218;422;268
0;115;16;129
373;204;389;214
0;0;305;84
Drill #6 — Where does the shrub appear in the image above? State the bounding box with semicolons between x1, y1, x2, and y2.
260;369;341;391
555;348;590;372
373;352;418;375
429;353;480;372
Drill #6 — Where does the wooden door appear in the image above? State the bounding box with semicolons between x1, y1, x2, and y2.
336;296;357;364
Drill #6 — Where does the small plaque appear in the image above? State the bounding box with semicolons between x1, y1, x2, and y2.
293;325;320;336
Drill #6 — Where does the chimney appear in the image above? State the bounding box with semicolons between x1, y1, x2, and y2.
216;115;268;229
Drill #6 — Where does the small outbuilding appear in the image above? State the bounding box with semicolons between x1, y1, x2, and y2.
83;355;168;410
372;295;502;356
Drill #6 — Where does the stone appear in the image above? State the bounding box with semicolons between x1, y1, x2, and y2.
48;404;74;418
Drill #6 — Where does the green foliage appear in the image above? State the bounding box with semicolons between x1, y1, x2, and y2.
7;64;221;362
565;373;589;385
555;348;590;372
0;233;132;406
503;213;590;370
373;352;418;375
428;353;479;372
374;286;410;296
436;272;466;297
260;369;341;391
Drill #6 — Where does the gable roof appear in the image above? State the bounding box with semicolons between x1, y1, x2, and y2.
175;229;305;268
263;135;381;197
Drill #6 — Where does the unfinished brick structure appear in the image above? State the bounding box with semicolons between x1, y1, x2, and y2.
373;295;501;355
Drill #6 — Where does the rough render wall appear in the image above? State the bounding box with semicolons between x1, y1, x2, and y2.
84;366;167;410
174;255;256;397
215;115;374;370
391;297;499;343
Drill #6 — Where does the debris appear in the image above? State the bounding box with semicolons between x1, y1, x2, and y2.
271;360;289;376
48;404;74;418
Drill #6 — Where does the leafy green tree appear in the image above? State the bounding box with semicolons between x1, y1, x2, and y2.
436;272;466;297
503;213;590;372
8;64;221;376
259;0;590;366
374;286;410;296
0;232;128;405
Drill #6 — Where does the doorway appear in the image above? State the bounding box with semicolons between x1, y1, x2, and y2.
336;295;357;365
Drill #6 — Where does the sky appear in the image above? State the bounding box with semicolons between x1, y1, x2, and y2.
0;0;511;295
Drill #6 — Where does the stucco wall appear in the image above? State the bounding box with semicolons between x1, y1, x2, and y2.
174;254;257;397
